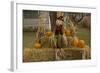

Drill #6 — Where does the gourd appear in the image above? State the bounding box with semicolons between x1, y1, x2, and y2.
78;40;85;48
45;31;53;37
72;37;79;47
65;29;71;36
34;43;41;49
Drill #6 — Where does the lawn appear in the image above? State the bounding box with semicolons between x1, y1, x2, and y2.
23;31;36;49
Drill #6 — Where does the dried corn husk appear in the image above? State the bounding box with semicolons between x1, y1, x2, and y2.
40;35;56;48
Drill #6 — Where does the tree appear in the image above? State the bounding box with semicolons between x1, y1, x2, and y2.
49;12;57;31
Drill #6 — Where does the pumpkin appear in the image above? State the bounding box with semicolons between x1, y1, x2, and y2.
34;43;41;49
45;31;53;37
78;40;85;48
72;37;79;47
65;29;71;36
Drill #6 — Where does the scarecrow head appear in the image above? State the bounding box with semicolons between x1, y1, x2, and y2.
56;12;64;26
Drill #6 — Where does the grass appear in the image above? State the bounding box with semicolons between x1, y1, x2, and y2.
77;27;91;47
23;31;36;49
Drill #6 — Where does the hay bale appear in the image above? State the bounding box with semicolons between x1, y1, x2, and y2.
31;48;55;61
23;48;32;62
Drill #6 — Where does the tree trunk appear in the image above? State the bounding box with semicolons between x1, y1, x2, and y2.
49;12;57;31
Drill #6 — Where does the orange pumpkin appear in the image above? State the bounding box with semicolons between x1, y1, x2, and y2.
78;40;85;48
45;31;53;37
65;29;71;36
72;37;79;47
34;43;41;49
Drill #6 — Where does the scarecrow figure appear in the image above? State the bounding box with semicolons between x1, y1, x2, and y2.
55;12;67;48
55;12;67;60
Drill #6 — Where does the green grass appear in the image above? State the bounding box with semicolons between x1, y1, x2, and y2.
77;27;91;47
23;31;36;49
